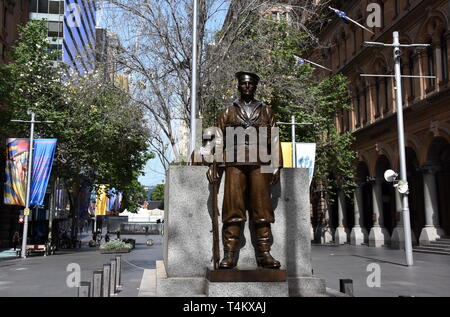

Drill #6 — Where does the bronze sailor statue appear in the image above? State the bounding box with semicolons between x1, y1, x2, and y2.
207;71;283;270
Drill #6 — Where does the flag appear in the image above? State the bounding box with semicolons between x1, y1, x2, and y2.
296;143;317;186
29;139;57;206
4;138;29;206
95;185;108;216
281;142;293;168
330;7;351;24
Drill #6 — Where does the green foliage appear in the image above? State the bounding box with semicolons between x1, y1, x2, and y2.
99;239;132;250
150;184;164;201
0;20;153;228
122;176;148;213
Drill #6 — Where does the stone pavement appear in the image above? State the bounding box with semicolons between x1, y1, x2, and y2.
311;244;450;297
1;237;450;297
0;234;163;297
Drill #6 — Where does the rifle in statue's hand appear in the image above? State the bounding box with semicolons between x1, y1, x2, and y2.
208;161;222;269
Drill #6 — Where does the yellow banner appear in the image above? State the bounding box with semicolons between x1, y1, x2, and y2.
95;185;108;216
281;142;293;168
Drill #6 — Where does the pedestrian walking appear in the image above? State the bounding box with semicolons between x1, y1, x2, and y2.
105;233;110;243
12;232;20;251
116;231;121;240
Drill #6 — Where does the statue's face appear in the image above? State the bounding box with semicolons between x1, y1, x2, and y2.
238;76;258;98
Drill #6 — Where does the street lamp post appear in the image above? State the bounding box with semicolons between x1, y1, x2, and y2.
11;112;54;258
190;0;199;157
362;32;433;266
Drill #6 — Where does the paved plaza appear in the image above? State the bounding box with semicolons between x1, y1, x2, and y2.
0;237;449;297
0;234;163;297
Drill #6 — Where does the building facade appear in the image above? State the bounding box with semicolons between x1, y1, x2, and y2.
29;0;96;75
0;0;29;64
310;0;450;248
0;0;29;248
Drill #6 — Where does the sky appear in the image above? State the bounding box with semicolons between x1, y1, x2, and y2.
100;1;230;187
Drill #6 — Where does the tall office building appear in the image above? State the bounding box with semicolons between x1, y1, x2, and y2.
29;0;96;76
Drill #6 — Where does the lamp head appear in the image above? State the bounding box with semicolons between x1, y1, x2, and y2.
384;170;398;183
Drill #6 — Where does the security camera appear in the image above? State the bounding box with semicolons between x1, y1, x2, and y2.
384;170;398;183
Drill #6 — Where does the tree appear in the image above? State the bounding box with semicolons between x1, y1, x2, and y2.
150;184;165;201
0;20;153;240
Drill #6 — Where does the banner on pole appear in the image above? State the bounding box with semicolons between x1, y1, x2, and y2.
95;185;108;216
4;139;29;206
295;143;316;185
30;139;57;206
281;142;293;168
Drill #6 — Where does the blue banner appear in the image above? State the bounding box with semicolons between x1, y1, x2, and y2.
30;139;57;206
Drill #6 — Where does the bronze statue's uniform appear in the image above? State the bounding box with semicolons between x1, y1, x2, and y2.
215;98;282;268
217;99;279;224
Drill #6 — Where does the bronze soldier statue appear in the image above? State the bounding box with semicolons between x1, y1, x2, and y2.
207;71;282;270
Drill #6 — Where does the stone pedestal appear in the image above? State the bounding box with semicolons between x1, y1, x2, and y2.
350;226;368;246
368;226;390;248
419;226;445;245
334;226;347;245
321;228;333;244
158;166;325;297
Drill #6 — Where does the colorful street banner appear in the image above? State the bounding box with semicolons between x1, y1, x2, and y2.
95;185;108;216
4;138;29;206
30;139;57;206
296;143;317;185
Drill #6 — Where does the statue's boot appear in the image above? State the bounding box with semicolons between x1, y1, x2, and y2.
255;223;281;269
219;223;241;269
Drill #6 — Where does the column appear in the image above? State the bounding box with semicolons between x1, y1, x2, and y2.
417;50;426;99
391;189;417;249
318;186;333;244
335;190;348;245
419;164;445;244
350;182;368;245
369;178;390;247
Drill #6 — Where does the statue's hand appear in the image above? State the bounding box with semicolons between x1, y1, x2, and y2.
207;165;221;184
270;168;281;185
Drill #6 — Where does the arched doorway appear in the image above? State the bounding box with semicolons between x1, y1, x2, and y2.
427;137;450;236
375;155;396;235
356;162;373;232
406;147;424;242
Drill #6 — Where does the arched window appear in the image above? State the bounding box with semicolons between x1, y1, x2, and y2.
375;79;381;117
427;41;436;87
409;54;415;97
395;0;400;17
384;76;389;113
355;92;361;127
441;32;449;82
363;86;368;124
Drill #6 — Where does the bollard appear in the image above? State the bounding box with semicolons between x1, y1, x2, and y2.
102;264;111;297
115;255;122;289
78;281;90;297
92;270;103;297
110;259;117;295
339;279;354;297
